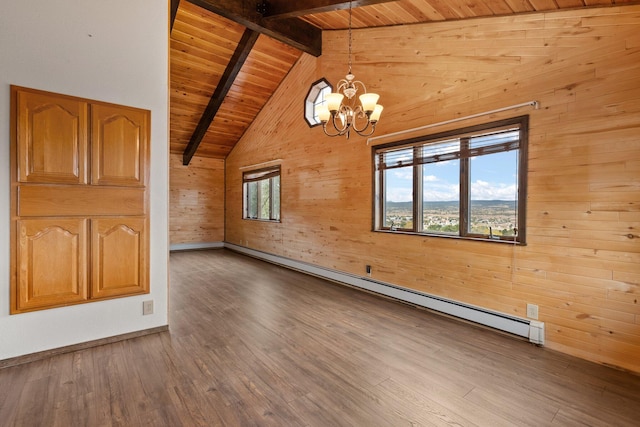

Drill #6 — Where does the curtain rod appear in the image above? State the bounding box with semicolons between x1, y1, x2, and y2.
367;100;539;145
239;159;283;170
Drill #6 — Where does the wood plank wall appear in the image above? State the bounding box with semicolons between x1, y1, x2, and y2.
169;154;225;245
225;6;640;373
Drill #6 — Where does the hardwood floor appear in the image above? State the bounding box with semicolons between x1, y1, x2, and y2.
1;249;639;426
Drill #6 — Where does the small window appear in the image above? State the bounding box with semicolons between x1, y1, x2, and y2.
374;116;528;244
304;78;332;127
243;165;281;221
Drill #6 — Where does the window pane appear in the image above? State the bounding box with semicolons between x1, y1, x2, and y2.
468;150;518;237
259;179;271;219
421;138;460;163
272;176;280;220
243;166;280;221
383;164;413;229
248;181;258;218
313;86;331;123
422;159;460;234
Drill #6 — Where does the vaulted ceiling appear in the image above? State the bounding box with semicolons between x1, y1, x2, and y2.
170;0;632;164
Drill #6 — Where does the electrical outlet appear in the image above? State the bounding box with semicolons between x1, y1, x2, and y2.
365;265;372;276
143;300;154;315
526;303;538;320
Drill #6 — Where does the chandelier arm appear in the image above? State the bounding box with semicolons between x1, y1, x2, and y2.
331;110;350;134
321;107;351;137
352;80;367;93
351;119;371;134
354;122;378;137
322;122;345;137
349;107;372;133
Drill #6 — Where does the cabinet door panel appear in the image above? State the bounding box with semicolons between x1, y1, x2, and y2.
17;219;88;311
17;90;88;184
91;104;149;186
91;218;148;299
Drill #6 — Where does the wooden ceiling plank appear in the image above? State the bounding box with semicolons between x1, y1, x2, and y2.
186;0;321;56
182;29;259;165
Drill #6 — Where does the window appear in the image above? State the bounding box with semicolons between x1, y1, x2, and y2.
374;116;528;244
304;78;332;127
243;165;281;221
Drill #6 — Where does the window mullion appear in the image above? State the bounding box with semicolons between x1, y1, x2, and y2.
257;181;263;219
377;168;386;229
269;177;274;220
414;147;423;232
243;183;248;218
459;137;470;237
517;119;528;243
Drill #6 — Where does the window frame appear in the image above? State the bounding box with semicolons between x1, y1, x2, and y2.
373;116;528;244
304;77;332;127
242;165;281;222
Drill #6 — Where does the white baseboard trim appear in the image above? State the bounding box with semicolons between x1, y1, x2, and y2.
224;243;544;345
170;242;224;252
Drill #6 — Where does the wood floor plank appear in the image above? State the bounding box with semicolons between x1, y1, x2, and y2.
1;248;640;426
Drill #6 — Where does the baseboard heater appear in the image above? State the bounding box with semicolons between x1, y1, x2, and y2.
170;242;224;251
225;243;545;345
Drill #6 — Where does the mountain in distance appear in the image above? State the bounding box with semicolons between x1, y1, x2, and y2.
386;200;517;210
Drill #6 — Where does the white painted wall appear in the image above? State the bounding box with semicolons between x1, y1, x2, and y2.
0;0;169;359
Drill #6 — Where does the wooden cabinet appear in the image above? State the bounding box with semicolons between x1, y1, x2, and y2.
10;86;150;314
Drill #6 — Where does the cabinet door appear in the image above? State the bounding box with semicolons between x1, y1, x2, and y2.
16;90;88;184
91;104;149;187
16;219;88;311
91;218;148;299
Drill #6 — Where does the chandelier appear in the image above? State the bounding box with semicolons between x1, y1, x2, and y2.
318;0;383;138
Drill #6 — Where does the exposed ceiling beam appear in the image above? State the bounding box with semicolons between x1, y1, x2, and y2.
182;29;260;165
170;0;180;32
187;0;321;57
261;0;399;20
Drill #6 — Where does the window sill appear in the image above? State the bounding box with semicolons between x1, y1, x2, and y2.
373;229;525;245
243;218;281;223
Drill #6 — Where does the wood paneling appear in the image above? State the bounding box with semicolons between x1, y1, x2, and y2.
225;6;640;372
169;154;225;245
169;0;636;160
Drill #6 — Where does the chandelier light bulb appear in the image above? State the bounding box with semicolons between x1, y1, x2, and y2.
317;104;331;122
359;93;379;113
370;104;383;122
326;93;345;112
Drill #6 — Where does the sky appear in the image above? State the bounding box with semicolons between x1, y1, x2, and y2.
385;150;518;202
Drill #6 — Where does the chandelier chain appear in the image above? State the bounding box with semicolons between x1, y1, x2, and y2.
348;0;352;74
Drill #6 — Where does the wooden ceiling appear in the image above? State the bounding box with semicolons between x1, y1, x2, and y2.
170;0;633;163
